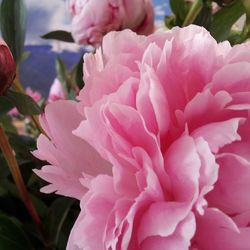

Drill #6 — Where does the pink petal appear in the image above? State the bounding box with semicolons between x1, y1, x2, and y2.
136;65;170;140
141;212;195;250
34;100;111;199
164;135;200;203
207;153;250;214
138;201;191;242
191;118;244;153
194;208;250;250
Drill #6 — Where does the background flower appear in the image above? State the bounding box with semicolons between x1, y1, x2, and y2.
48;78;66;103
35;25;250;249
68;0;154;46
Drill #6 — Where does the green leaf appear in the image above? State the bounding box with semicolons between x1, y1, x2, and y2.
5;89;42;116
0;114;17;133
0;214;33;250
242;0;250;17
194;2;212;29
170;0;187;25
71;55;84;90
55;57;70;94
45;197;75;246
228;30;242;44
164;15;176;29
0;96;14;114
0;0;27;62
210;1;245;42
41;30;74;43
29;194;48;219
235;0;250;44
7;133;36;166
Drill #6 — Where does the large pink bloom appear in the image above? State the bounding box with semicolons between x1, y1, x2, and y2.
35;25;250;249
68;0;154;46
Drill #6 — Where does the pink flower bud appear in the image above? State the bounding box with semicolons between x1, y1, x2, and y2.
67;0;154;47
0;39;16;95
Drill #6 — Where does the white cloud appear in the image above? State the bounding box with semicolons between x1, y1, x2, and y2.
25;0;73;47
154;5;166;17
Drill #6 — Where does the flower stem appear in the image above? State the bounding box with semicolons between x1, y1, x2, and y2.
182;0;203;27
0;124;51;249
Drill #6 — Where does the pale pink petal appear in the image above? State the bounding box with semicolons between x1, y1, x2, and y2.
194;208;250;250
141;213;195;250
193;137;218;214
138;201;191;242
207;153;250;214
136;65;170;140
210;62;250;94
175;89;232;132
67;175;119;250
191;118;244;153
164;135;200;203
34;100;111;199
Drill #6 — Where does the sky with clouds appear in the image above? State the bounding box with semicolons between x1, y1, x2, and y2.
18;0;170;95
25;0;170;46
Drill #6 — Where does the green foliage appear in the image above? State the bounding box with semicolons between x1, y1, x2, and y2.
237;0;250;43
5;89;42;116
55;57;71;94
210;0;245;41
170;0;188;26
0;0;27;63
166;0;248;45
41;30;75;43
45;197;76;248
0;214;34;250
193;2;213;29
71;55;85;90
55;57;81;101
0;96;13;114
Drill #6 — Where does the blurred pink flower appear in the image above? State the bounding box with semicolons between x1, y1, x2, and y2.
26;87;42;102
9;87;42;116
35;25;250;249
48;78;66;103
68;0;154;46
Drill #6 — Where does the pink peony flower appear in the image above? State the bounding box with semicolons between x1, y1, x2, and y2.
67;0;154;46
48;78;66;103
35;25;250;249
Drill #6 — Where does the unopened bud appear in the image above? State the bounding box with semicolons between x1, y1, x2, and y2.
0;39;16;95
